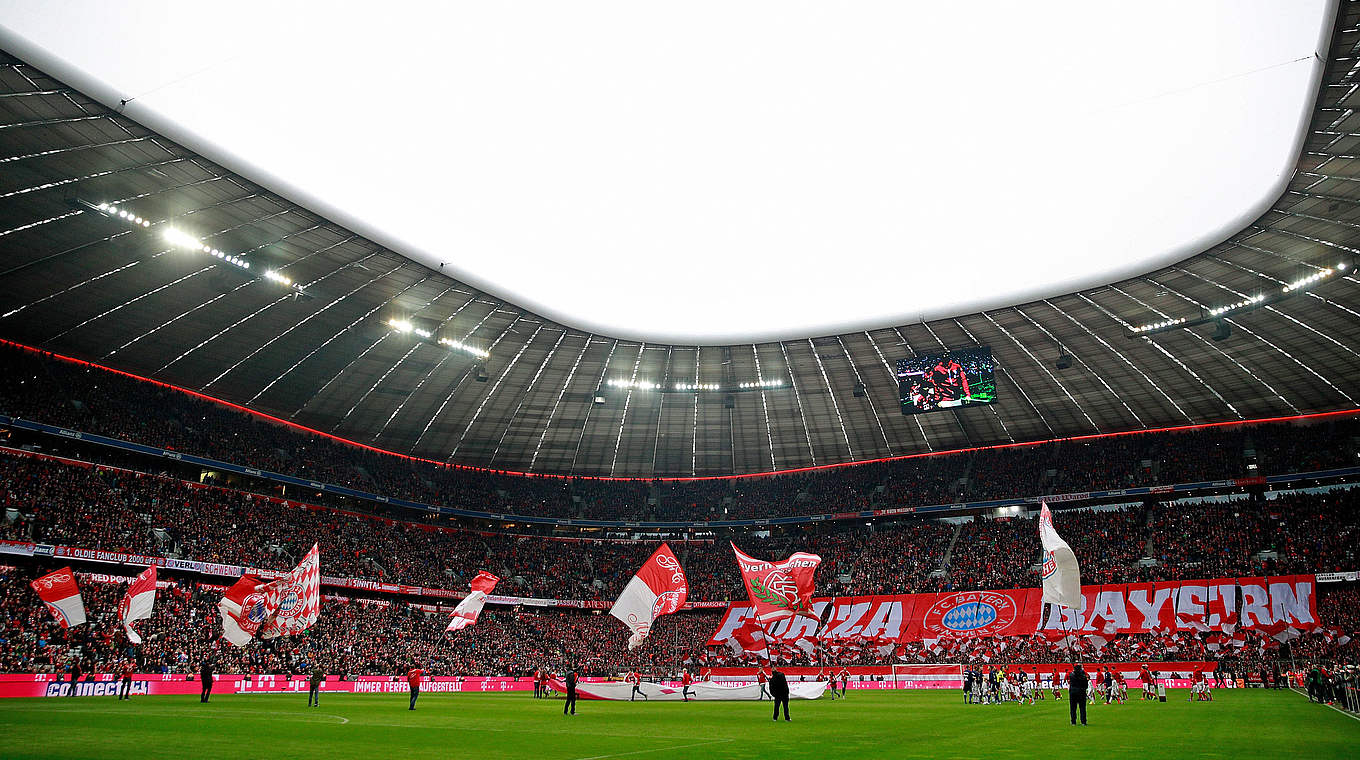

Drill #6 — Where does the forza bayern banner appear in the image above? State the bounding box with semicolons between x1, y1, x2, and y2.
706;575;1321;646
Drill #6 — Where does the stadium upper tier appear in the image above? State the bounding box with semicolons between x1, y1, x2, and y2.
2;448;1357;602
2;2;1360;477
3;341;1360;525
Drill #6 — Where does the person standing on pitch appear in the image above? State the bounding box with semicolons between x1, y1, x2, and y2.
771;668;790;722
681;669;695;702
838;667;850;698
407;665;424;710
533;667;542;699
628;670;646;702
65;657;82;697
199;658;214;704
117;658;134;701
563;669;578;716
308;664;324;708
757;667;770;700
1069;664;1089;726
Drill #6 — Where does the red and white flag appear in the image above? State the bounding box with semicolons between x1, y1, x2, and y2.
1038;503;1082;609
118;565;157;644
31;567;86;628
609;543;688;649
731;543;821;625
446;571;500;632
218;574;277;647
259;544;321;639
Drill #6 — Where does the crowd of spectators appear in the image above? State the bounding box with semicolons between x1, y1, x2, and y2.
4;451;1360;603
3;343;1360;522
2;566;1353;679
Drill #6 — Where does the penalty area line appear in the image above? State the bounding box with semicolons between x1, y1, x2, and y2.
572;738;735;760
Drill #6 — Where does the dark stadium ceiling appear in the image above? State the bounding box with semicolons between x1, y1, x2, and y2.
2;2;1360;478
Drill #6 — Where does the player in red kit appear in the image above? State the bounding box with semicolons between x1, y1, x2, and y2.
629;670;647;701
681;669;695;702
407;666;424;710
929;352;970;404
757;666;770;700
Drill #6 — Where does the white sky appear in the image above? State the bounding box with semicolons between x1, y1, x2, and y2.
0;1;1335;343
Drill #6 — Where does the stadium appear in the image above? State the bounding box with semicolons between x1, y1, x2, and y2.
0;2;1358;758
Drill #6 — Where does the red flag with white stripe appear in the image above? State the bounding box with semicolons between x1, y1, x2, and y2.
118;565;157;644
31;567;86;628
259;544;321;639
609;543;688;649
447;571;500;632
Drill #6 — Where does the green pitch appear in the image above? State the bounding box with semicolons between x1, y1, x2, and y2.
0;689;1355;760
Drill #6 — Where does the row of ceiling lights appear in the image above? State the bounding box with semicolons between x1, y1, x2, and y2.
385;318;490;359
93;201;301;291
607;378;785;392
1130;261;1347;334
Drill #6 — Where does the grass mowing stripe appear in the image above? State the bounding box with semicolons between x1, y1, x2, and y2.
0;689;1355;760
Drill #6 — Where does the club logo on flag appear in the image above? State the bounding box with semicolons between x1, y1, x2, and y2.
651;590;684;617
752;571;801;609
1041;553;1057;580
243;592;271;624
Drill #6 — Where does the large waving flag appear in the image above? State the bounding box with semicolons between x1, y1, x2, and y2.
609;543;689;649
1039;503;1082;609
727;617;770;661
447;571;500;632
731;543;821;625
118;565;157;644
31;567;86;628
260;544;321;639
219;574;278;647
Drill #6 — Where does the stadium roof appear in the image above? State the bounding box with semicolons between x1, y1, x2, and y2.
1;1;1360;478
0;3;1334;344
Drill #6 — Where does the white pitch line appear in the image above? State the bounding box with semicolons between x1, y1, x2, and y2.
1289;687;1360;722
572;738;735;760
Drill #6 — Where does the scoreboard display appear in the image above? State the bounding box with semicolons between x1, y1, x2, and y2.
897;347;997;415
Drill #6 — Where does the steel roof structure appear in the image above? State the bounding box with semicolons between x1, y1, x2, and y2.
2;2;1360;478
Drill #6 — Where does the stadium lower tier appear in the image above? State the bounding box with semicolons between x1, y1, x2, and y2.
1;565;1355;679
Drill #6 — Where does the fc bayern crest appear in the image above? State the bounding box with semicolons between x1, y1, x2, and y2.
275;582;304;620
923;591;1017;637
242;592;270;624
651;590;684;617
1041;551;1058;580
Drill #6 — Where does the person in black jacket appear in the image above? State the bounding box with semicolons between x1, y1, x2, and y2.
563;669;578;716
66;658;82;697
200;659;215;704
1069;664;1089;726
770;669;790;721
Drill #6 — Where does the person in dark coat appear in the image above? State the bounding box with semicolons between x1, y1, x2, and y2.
771;669;791;721
199;658;215;704
1069;664;1089;726
563;669;578;716
66;658;82;697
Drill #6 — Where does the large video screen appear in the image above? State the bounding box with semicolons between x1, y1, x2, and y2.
897;347;997;415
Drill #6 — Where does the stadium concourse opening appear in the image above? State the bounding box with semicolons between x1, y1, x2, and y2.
1;1;1360;758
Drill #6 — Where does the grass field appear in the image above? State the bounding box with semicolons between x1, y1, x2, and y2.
0;689;1355;760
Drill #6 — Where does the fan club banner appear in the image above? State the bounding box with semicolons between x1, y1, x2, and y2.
707;575;1320;646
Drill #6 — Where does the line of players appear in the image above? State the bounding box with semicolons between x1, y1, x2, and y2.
965;665;1214;705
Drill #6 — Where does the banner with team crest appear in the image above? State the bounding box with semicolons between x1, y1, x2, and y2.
707;574;1320;646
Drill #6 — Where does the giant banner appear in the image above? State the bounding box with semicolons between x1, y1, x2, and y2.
707;575;1320;646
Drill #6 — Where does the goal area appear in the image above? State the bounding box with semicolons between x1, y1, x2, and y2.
889;663;965;690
